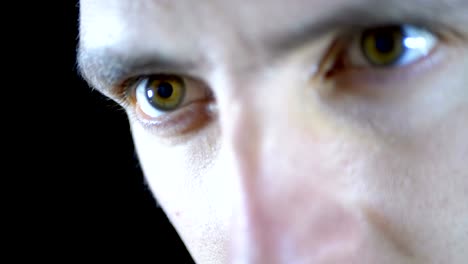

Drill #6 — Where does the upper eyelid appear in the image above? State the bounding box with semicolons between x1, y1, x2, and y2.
338;23;442;41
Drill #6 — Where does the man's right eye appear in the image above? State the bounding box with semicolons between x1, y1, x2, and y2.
135;74;187;117
126;74;215;136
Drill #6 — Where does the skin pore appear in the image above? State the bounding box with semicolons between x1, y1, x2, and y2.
78;0;468;263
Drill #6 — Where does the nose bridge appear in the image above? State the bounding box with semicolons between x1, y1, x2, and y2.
216;70;305;256
217;77;280;263
215;72;363;263
220;96;262;182
217;79;291;203
216;66;310;194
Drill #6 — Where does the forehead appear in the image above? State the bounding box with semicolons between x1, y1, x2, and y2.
79;0;466;53
79;0;467;90
79;0;339;51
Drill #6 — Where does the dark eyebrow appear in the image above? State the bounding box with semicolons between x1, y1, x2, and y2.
77;46;201;97
269;0;468;53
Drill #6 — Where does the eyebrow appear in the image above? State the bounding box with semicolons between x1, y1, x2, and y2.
77;47;200;96
270;0;468;52
77;0;468;95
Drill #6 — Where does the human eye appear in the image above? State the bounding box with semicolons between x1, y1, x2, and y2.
348;25;436;67
322;24;441;87
124;74;215;136
135;74;187;116
306;21;468;132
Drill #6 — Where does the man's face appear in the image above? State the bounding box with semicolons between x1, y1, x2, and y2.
78;0;468;263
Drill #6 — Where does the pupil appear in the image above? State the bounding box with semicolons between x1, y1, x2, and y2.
156;82;174;98
374;31;396;53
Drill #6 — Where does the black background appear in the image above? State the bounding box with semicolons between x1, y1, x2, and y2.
44;1;195;262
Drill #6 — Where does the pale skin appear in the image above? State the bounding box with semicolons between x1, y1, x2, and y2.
78;0;468;263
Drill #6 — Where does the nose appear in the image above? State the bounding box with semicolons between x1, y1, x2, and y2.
218;81;363;263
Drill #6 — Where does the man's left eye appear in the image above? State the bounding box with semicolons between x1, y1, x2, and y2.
347;25;437;67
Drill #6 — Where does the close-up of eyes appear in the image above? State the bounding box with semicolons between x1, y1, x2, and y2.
126;24;441;134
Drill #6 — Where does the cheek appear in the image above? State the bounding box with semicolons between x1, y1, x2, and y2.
294;70;468;259
350;99;468;261
130;128;189;212
126;56;468;263
129;122;231;262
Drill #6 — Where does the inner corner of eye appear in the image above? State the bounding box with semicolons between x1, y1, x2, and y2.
314;40;347;79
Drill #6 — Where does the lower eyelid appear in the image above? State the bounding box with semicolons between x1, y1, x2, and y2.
131;98;215;137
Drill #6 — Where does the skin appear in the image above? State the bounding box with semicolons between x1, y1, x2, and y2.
78;0;468;263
